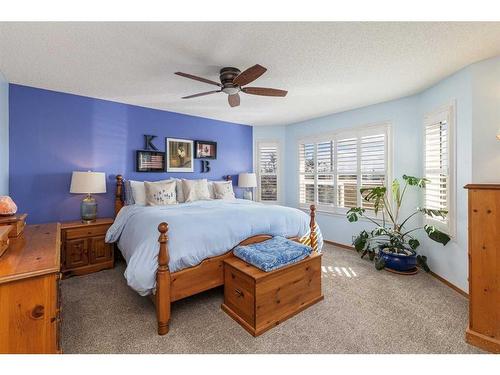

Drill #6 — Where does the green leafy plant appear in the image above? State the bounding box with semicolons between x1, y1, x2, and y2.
346;175;451;271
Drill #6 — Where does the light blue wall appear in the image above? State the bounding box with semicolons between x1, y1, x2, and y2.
254;56;500;293
417;66;473;293
471;55;500;183
0;71;8;195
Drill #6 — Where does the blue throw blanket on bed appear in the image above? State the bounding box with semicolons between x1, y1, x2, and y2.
233;236;313;272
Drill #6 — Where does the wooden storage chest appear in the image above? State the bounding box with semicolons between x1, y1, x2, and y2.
0;225;11;257
221;252;323;336
0;213;27;238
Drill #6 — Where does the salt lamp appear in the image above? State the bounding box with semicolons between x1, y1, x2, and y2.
0;196;18;216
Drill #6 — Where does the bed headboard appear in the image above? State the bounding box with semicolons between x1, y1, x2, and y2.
114;174;234;217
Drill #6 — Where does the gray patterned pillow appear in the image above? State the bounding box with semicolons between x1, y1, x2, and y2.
144;180;177;206
123;180;135;205
170;178;185;203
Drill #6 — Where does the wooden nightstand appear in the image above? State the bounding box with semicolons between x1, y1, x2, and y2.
60;218;114;278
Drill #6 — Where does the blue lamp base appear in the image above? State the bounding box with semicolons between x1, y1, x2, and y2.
243;189;253;200
81;194;98;223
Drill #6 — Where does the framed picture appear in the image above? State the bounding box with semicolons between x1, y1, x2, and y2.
166;138;194;172
195;140;217;159
136;150;165;172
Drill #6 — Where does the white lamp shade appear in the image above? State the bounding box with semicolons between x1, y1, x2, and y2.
238;173;257;188
497;127;500;140
70;171;106;194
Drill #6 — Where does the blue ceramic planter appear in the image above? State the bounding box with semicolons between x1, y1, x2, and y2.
379;249;417;272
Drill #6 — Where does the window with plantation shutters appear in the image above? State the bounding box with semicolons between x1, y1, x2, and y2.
256;141;280;203
298;124;390;214
423;104;455;233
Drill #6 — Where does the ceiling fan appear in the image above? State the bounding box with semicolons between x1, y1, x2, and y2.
175;64;287;108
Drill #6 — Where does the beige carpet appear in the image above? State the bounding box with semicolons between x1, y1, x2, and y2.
61;244;483;354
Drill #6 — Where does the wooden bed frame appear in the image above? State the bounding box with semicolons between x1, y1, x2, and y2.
114;175;318;335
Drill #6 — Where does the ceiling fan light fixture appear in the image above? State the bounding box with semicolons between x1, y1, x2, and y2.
222;86;240;95
175;64;287;108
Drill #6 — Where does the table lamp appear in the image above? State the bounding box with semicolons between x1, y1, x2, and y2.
238;173;257;200
70;171;106;223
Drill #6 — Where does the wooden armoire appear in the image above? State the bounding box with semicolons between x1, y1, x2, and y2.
465;184;500;353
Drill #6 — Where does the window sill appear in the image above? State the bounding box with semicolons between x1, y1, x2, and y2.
424;217;455;240
298;206;384;224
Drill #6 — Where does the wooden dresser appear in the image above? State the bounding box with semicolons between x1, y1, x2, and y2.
60;218;114;278
0;223;62;354
465;184;500;353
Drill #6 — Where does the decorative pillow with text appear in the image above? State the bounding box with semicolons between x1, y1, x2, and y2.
144;180;177;206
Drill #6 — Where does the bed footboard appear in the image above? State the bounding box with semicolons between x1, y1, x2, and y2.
153;204;317;336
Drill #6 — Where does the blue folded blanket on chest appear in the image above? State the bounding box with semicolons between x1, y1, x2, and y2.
233;236;313;272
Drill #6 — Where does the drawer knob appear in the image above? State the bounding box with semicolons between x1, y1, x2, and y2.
31;305;45;319
234;288;244;298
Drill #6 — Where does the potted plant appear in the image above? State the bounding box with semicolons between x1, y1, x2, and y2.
346;175;451;273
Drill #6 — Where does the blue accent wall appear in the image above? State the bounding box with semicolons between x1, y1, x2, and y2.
0;71;8;195
9;84;253;224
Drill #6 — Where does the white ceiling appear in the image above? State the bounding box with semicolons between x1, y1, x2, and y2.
1;22;499;126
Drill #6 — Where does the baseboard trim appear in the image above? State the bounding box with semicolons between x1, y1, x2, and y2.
429;271;468;298
323;239;469;298
323;240;354;251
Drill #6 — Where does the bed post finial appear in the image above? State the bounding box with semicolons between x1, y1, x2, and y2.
115;175;124;216
309;204;318;252
157;222;171;335
225;175;232;182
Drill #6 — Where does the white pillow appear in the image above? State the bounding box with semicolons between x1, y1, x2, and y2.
182;179;211;202
144;180;177;206
129;179;169;205
170;178;185;203
208;180;226;199
213;181;235;200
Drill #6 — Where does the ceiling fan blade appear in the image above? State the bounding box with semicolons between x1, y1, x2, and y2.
233;64;267;86
228;93;240;107
175;72;222;87
242;87;288;97
181;90;221;99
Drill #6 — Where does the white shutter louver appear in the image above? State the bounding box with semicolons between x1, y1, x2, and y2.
424;119;448;217
360;133;386;211
337;138;358;208
257;142;279;202
317;141;334;206
299;143;315;204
